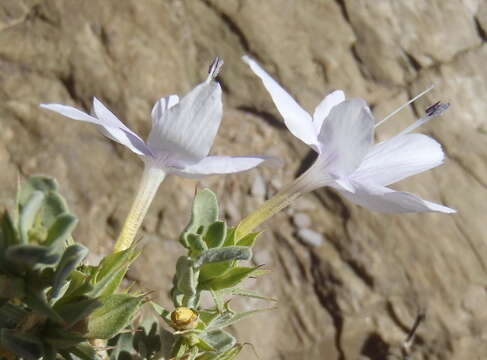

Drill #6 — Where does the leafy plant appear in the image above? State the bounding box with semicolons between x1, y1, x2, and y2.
0;176;144;360
148;189;274;360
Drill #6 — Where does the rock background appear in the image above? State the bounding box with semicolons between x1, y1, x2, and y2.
1;0;487;359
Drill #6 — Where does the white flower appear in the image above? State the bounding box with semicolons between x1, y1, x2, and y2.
41;58;271;179
237;56;454;238
42;58;274;251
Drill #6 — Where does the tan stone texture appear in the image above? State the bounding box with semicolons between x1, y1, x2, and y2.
1;0;486;359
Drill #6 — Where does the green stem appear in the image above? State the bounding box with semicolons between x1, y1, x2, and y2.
236;158;333;239
113;164;166;252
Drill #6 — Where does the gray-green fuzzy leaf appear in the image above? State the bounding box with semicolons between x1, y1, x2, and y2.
205;221;227;248
194;247;251;268
86;248;139;298
180;189;219;247
55;297;102;328
175;256;197;297
206;308;272;331
6;245;59;267
19;190;44;244
187;233;208;253
52;244;88;298
198;329;236;353
199;266;261;291
86;294;143;339
45;213;77;249
24;289;64;324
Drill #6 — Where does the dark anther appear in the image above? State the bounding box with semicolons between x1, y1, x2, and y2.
425;101;449;117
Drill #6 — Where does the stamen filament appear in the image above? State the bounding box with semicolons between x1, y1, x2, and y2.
395;102;449;137
113;164;166;252
375;85;434;128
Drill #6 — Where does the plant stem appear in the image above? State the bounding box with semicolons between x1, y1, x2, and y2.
236;158;333;239
113;164;166;252
236;182;301;239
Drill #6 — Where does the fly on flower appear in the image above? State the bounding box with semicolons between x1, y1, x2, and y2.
42;57;276;251
237;55;454;237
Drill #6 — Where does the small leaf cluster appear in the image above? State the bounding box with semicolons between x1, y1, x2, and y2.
0;176;144;360
156;189;274;360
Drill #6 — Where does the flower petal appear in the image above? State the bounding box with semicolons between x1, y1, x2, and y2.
352;134;444;186
176;155;279;179
337;181;455;213
151;95;179;128
40;102;150;156
242;56;317;148
317;98;375;177
147;81;222;165
313;90;345;134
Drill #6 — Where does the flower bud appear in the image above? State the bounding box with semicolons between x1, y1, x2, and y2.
170;307;198;330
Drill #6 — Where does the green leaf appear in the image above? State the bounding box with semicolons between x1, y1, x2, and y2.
86;294;143;339
198;261;232;285
19;190;44;244
236;232;259;247
44;213;77;249
198;308;220;326
39;192;69;228
150;302;173;327
210;290;224;313
17;176;58;207
87;248;139;298
206;307;272;331
55;297;102;328
199;266;259;291
6;244;59;267
52;244;88;298
187;233;208;254
197;344;243;360
226;288;277;302
174;256;197;297
205;221;227;248
180;189;219;247
43;328;86;349
0;329;44;360
223;227;236;247
194;247;251;268
198;329;236;353
60;270;91;301
24;288;64;324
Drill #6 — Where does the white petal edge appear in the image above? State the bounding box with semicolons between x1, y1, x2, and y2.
313;90;346;134
351;134;444;187
151;94;180;127
176;155;280;179
40;102;149;156
317;98;375;177
242;55;318;148
338;181;456;213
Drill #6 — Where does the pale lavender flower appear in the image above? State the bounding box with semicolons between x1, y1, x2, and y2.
238;56;454;237
42;58;274;251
